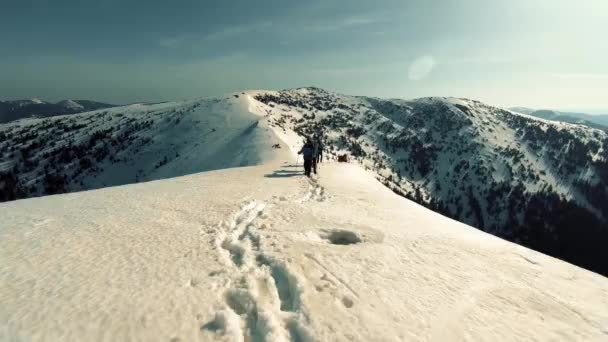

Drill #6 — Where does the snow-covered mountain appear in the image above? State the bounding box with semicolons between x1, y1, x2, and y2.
0;99;116;123
0;95;287;199
510;107;608;131
253;88;608;275
55;99;85;111
7;99;45;107
1;88;607;276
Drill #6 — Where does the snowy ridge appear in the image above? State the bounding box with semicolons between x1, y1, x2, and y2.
509;107;608;130
0;93;288;198
0;99;116;123
1;161;607;341
250;88;608;276
56;99;84;111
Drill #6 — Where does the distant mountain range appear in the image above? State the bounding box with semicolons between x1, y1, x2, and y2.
509;107;608;131
0;99;116;123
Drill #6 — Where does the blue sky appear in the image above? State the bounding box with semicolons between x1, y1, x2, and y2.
1;0;607;112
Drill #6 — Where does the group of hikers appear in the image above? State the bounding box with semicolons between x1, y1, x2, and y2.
297;136;323;177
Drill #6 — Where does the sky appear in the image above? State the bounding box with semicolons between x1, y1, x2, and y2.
1;0;607;112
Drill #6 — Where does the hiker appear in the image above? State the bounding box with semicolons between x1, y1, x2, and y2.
316;140;323;164
298;140;315;177
312;140;319;174
312;127;324;165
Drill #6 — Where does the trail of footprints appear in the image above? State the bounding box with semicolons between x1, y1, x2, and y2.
299;178;327;203
204;179;347;341
207;200;310;342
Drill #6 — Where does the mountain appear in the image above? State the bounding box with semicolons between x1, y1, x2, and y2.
0;99;116;123
56;99;84;111
0;88;607;276
254;88;608;276
510;107;608;131
2;159;607;341
508;106;535;115
0;95;287;200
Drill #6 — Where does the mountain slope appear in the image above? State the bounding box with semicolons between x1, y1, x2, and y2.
0;94;288;200
2;161;607;341
251;88;608;275
0;99;116;123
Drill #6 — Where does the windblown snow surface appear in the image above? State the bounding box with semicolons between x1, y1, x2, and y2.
1;92;608;341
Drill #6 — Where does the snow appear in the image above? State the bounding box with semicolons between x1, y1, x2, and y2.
246;92;303;158
445;97;469;107
56;99;84;111
1;159;607;341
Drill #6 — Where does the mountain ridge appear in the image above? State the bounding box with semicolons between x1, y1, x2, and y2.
0;99;117;123
252;88;608;275
509;107;608;131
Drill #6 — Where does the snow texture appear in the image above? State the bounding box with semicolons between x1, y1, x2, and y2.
1;161;607;341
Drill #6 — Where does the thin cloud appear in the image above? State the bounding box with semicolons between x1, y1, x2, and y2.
313;17;376;32
159;36;186;48
551;72;608;80
159;21;272;48
408;56;436;81
202;21;272;41
159;15;377;49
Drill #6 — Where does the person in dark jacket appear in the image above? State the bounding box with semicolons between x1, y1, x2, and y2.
298;140;314;177
312;140;319;174
316;141;323;164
